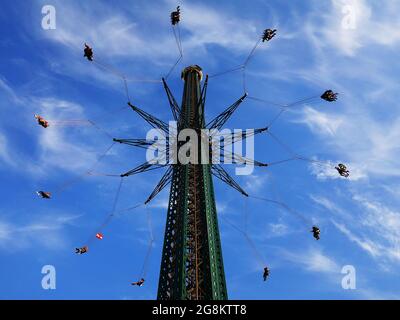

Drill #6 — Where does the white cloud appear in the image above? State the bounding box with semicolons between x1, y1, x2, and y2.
216;201;228;214
148;196;169;210
0;75;114;176
0;213;81;252
37;0;263;89
296;101;400;181
0;76;22;104
309;159;367;181
294;106;343;137
0;221;11;241
284;1;400;182
310;194;352;220
383;184;400;198
0;133;13;166
308;0;400;57
358;287;400;300
282;247;340;274
310;177;400;267
318;0;372;56
179;2;259;53
329;194;400;265
34;98;103;173
311;195;339;212
268;222;289;237
42;2;173;61
331;219;381;258
47;0;236;58
353;195;400;262
244;173;268;194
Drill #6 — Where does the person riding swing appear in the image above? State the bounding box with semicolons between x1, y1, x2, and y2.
131;278;145;287
37;191;51;199
335;163;350;177
263;266;270;281
171;6;181;25
321;90;338;102
83;43;94;61
35;115;49;128
311;226;321;240
262;28;277;42
75;246;89;254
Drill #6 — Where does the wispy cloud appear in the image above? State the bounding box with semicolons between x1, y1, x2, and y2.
310;194;352;220
331;219;381;258
308;159;367;181
148;196;169;210
0;76;22;104
0;213;81;252
267;222;290;238
178;2;259;53
34;97;101;173
284;0;400;181
293;106;343;137
314;0;400;56
328;197;400;265
243;173;268;194
0;132;13;166
281;247;340;274
0;76;116;178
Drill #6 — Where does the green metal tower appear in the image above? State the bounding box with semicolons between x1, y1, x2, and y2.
116;65;256;300
157;66;227;300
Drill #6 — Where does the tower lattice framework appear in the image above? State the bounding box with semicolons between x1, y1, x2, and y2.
157;66;227;300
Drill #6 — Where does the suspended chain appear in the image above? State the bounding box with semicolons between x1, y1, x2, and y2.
84;177;124;246
219;211;266;267
53;142;116;194
164;22;184;79
140;205;155;278
250;195;311;225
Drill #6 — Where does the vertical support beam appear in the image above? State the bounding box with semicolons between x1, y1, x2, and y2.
157;65;228;300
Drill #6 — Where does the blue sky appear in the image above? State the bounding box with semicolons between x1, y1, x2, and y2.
1;0;400;300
